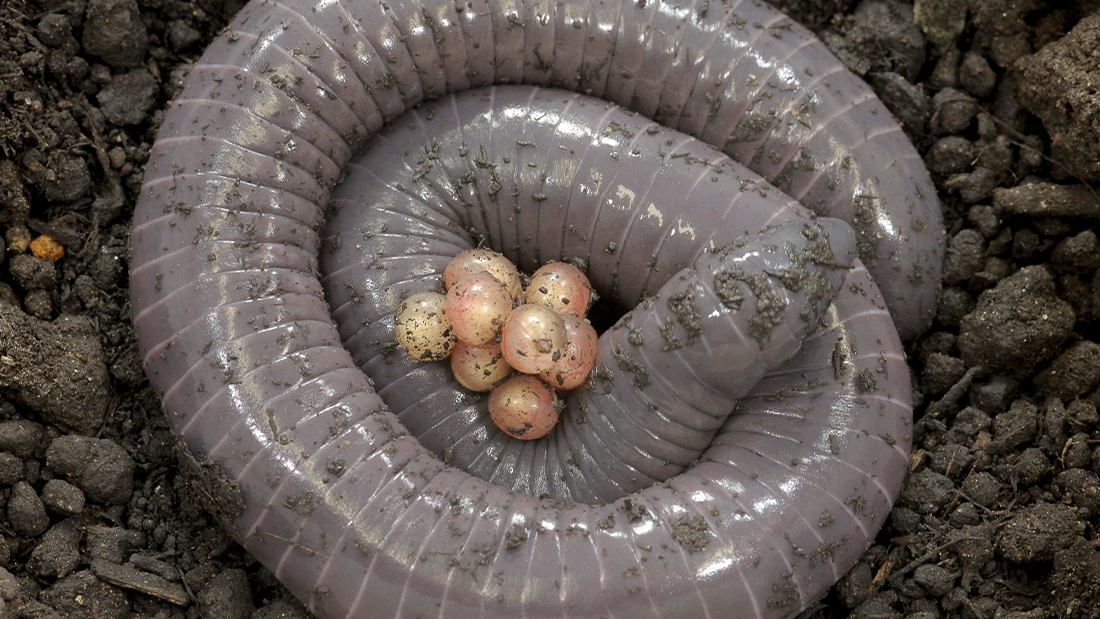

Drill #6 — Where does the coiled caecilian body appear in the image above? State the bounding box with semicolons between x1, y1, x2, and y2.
129;0;941;617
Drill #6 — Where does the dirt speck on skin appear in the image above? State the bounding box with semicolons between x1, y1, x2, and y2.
1;0;1100;617
670;515;709;554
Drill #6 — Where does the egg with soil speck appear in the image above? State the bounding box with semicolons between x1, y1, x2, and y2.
394;291;456;361
489;374;561;439
500;303;569;374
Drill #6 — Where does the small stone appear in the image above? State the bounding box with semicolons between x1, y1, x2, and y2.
968;375;1017;414
944;406;992;444
836;561;874;609
945;165;1000;204
166;20;202;51
28;236;64;262
928;47;960;89
23;290;53;319
0;566;18;600
86;526;144;564
949;502;982;527
967;203;1000;238
927;444;973;478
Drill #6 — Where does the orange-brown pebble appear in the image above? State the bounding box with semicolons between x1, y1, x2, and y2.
451;340;513;391
500;303;568;374
540;315;598;390
444;272;514;344
394;291;457;361
29;235;64;262
444;248;524;301
488;374;560;439
525;262;593;316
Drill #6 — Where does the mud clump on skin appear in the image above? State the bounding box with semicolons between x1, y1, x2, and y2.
670;515;709;554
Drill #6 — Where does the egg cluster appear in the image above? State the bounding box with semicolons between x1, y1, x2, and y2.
394;249;598;440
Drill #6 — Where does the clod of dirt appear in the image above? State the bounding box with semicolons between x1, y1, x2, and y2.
931;87;980;136
40;480;85;517
253;600;313;619
8;481;49;537
81;0;147;69
912;563;957;597
957;266;1074;371
996;502;1083;563
926;135;976;176
822;0;927;80
1055;469;1100;518
27;517;84;578
0;304;111;434
0;418;45;457
990;399;1039;455
866;71;929;136
39;569;130;619
898;468;955;514
942;228;986;285
1034;340;1100;399
993;182;1100;217
8;253;57;290
198;568;256;619
45;436;135;505
1016;13;1100;181
96;69;158;126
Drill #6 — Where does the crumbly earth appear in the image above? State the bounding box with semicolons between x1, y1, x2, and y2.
1;0;1099;618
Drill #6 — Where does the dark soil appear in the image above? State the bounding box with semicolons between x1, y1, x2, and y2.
1;0;1100;618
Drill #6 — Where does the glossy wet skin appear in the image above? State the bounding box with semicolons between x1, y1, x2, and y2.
129;0;941;616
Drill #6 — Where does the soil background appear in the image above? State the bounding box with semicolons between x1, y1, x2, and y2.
2;0;1100;617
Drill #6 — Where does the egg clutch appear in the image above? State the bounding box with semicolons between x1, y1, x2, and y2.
394;249;598;439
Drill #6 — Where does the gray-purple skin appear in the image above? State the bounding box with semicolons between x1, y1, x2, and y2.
324;86;872;507
128;0;936;617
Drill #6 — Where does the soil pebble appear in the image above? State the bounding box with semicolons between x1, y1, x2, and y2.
957;266;1074;371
